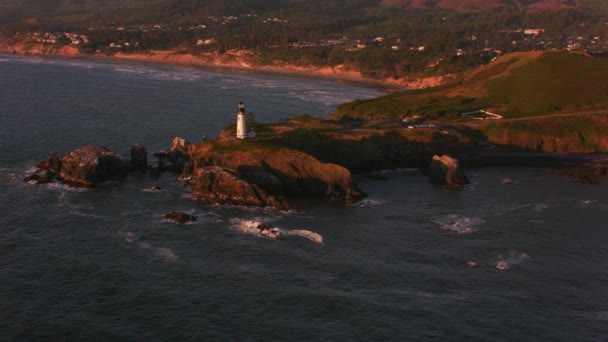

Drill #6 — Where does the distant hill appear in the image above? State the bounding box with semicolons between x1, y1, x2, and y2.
1;0;601;25
379;0;579;12
333;51;608;120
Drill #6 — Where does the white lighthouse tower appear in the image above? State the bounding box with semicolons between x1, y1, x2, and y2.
236;101;247;139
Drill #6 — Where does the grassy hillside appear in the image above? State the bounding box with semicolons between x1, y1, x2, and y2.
333;51;608;120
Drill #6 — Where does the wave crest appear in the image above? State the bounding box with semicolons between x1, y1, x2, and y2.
230;219;323;244
431;214;484;234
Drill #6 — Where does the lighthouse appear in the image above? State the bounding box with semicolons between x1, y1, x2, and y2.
236;102;247;139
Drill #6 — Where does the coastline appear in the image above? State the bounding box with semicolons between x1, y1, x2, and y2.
0;44;412;91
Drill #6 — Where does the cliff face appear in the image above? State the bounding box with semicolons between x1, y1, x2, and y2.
480;114;608;153
183;141;363;208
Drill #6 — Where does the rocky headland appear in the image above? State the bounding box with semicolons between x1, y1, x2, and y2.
24;111;608;210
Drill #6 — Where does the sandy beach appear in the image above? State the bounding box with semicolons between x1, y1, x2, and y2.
0;41;448;90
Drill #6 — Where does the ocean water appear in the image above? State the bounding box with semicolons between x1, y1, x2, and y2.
1;54;607;341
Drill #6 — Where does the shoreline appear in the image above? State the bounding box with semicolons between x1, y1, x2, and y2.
0;45;409;91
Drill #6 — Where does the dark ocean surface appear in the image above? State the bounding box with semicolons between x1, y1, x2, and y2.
1;54;607;341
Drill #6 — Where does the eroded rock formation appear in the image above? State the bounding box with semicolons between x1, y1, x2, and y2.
164;211;197;224
59;145;127;187
191;166;289;209
26;145;147;188
185;142;364;209
129;143;148;172
427;154;470;187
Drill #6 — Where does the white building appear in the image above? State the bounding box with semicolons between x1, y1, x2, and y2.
236;102;247;139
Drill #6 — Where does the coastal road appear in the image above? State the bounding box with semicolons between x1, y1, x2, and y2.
461;110;608;126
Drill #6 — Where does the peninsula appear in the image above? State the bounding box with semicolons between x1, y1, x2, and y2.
23;51;608;209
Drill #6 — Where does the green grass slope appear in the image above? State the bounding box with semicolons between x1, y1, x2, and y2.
333;51;608;120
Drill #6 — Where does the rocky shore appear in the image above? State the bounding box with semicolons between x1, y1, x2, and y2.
23;113;608;210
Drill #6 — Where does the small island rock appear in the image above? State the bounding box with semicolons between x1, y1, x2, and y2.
427;154;470;187
164;211;197;224
129;143;148;172
59;145;127;188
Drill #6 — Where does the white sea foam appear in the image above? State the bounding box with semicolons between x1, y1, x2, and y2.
123;232;178;262
43;182;90;192
431;214;484;234
349;199;386;207
372;168;419;177
493;251;529;270
230;218;323;244
141;188;164;193
284;229;324;244
495;203;549;215
156;247;178;262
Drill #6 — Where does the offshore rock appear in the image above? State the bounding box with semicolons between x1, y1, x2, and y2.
129;143;148;172
164;211;197;224
427;154;470;187
153;136;191;173
170;136;189;154
191;166;289;209
58;145;127;188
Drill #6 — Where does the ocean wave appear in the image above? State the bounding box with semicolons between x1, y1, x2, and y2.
349;199;386;207
122;231;178;262
112;66;202;82
370;168;419;179
491;203;549;215
284;229;324;244
43;182;90;192
493;250;529;270
141;188;164;193
431;214;484;234
230;218;323;244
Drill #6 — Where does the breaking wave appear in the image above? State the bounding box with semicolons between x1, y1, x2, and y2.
431;214;485;234
230;218;323;244
121;231;178;262
349;199;386;207
493;251;529;270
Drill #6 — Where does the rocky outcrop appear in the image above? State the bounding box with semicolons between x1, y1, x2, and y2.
564;157;608;185
23;156;62;184
186;143;364;208
427;154;470;187
153;137;192;174
191;166;289;209
23;169;54;184
25;145;155;187
129;143;148;172
58;145;127;187
164;211;197;224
